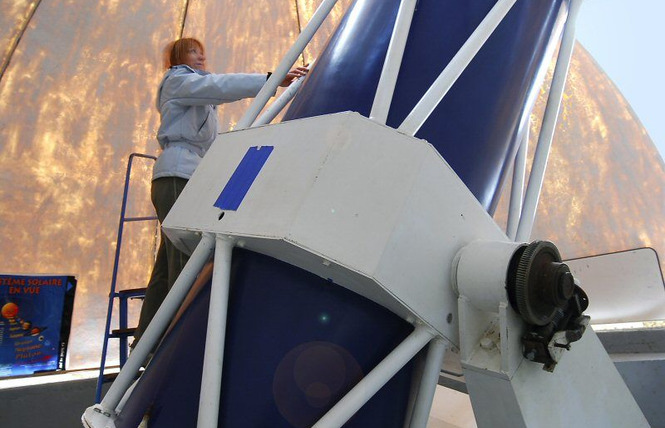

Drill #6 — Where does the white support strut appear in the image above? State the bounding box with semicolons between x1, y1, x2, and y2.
252;82;302;127
197;236;234;428
313;326;435;428
253;60;314;127
235;0;340;130
506;126;528;240
97;233;216;415
369;0;418;124
515;0;584;242
398;0;518;136
408;339;448;428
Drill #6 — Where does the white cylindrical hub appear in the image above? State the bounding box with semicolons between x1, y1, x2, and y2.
452;240;525;312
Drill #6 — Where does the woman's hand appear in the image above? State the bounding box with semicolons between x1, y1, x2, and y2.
279;65;309;87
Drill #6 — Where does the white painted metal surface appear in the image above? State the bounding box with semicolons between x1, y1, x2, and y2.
108;112;652;428
163;112;507;344
82;403;117;428
515;0;584;242
454;239;649;428
197;237;233;428
397;0;518;136
369;0;418;124
566;248;665;324
464;327;649;428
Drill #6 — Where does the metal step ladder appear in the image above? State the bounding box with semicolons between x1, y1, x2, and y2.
95;153;157;403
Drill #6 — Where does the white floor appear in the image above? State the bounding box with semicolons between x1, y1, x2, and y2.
428;386;477;428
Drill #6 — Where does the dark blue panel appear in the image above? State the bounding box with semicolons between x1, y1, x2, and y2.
116;249;414;428
214;146;274;211
285;0;569;212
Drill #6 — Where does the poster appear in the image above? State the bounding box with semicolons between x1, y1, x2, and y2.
0;274;76;377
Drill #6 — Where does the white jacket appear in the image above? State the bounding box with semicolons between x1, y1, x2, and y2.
153;65;266;180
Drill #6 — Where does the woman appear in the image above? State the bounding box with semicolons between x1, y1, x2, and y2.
133;38;307;345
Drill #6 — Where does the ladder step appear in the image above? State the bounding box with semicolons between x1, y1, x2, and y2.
116;287;147;298
111;327;137;337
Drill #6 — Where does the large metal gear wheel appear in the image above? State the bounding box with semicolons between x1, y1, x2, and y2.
513;241;575;326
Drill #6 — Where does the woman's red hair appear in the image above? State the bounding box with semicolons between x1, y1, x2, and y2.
163;38;205;69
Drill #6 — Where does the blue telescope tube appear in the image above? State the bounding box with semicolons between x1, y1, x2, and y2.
115;249;414;427
114;2;570;426
285;0;569;213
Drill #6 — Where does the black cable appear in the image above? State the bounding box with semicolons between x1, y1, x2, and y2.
0;0;44;85
179;0;191;39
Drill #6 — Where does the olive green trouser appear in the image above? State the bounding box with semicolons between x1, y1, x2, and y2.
133;176;189;345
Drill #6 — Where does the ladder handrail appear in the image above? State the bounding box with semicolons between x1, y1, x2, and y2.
95;153;157;403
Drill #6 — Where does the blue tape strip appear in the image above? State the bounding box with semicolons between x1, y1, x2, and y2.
214;146;274;211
